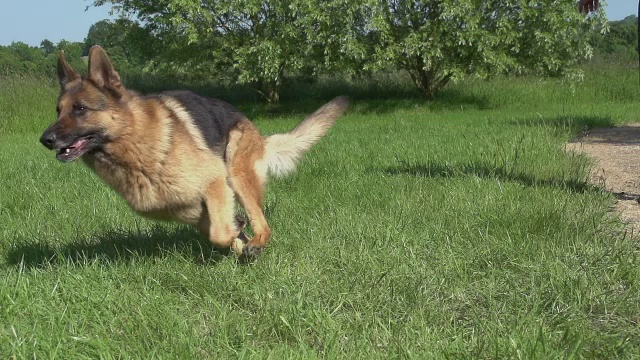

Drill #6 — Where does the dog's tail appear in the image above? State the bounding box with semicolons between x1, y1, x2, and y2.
263;96;348;178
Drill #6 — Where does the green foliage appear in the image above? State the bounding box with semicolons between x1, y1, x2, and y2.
0;41;85;77
93;0;354;103
84;19;156;70
363;0;603;99
0;42;52;76
0;21;148;79
91;0;606;102
590;15;638;62
39;39;55;56
0;1;631;101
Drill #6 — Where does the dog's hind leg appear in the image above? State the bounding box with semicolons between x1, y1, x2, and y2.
198;176;239;249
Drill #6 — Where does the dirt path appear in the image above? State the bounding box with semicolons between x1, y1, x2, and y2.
566;123;640;232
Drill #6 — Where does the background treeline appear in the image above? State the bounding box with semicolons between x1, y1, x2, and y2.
0;40;84;77
0;6;636;102
590;15;639;62
0;19;150;78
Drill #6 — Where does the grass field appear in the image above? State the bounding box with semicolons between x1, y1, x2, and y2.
2;66;640;358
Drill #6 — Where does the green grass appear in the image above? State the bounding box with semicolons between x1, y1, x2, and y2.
1;67;640;358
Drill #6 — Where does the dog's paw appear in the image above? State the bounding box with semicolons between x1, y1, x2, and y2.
230;229;250;257
242;245;264;258
230;238;246;256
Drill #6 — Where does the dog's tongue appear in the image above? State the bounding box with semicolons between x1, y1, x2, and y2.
57;138;89;162
69;138;87;149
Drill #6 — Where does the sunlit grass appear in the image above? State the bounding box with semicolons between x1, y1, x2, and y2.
1;65;639;358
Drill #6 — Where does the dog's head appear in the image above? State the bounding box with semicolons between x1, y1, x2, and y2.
40;46;128;162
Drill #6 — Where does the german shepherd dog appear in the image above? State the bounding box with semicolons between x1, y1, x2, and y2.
40;45;348;257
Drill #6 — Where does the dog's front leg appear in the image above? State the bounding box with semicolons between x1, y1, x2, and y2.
198;178;240;253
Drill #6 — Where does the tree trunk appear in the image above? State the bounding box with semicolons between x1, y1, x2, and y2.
405;56;452;100
268;86;280;103
256;63;285;104
254;79;280;104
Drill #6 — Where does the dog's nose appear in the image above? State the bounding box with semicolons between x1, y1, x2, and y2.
40;132;57;149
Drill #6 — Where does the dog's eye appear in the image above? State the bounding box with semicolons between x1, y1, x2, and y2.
73;104;88;114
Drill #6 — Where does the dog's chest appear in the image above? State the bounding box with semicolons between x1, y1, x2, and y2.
83;152;205;218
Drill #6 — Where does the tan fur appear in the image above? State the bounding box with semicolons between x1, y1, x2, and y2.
83;97;222;223
160;96;210;152
226;120;271;250
43;45;348;256
198;178;239;247
262;96;349;177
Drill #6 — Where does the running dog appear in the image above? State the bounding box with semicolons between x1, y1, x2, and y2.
40;45;348;257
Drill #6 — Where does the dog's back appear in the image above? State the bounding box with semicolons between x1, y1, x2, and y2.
154;91;246;156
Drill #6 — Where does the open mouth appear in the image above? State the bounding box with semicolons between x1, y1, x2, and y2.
56;135;94;162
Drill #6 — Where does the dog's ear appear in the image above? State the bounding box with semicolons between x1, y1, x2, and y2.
57;50;80;89
88;45;122;93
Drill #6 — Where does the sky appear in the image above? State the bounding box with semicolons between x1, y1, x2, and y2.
0;1;115;46
0;0;637;47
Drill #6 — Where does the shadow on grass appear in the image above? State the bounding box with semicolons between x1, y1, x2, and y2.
233;89;492;121
512;115;640;147
123;74;493;119
567;125;640;146
509;115;616;131
380;160;601;194
5;225;232;269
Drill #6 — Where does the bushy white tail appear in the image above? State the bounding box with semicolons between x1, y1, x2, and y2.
263;96;349;177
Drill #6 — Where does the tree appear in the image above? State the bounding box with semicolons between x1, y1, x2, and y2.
0;40;88;76
0;42;53;75
57;40;86;71
590;15;638;61
92;0;604;101
84;19;118;55
363;0;604;99
84;19;155;69
40;39;55;56
92;0;348;103
0;44;28;75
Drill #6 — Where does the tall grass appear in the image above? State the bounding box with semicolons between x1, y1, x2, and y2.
1;65;639;358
